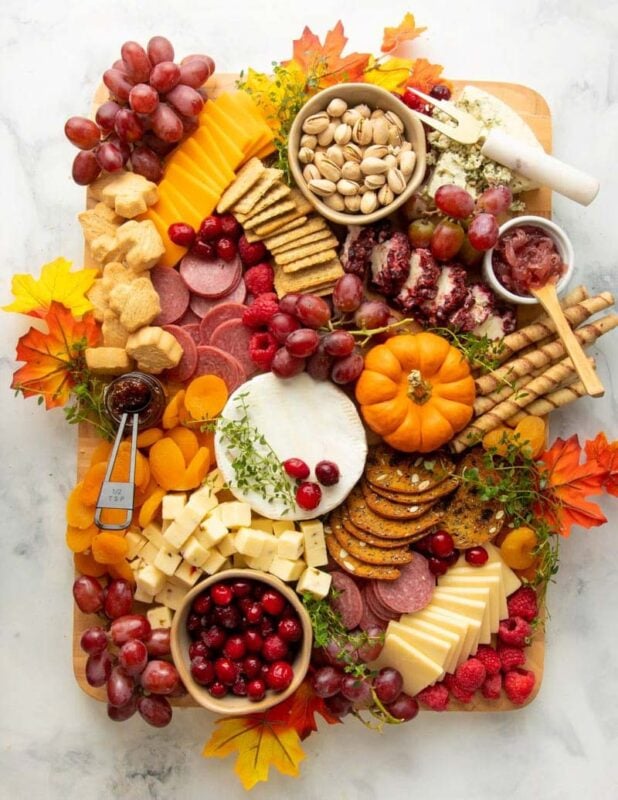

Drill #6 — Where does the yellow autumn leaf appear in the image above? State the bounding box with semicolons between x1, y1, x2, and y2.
239;62;307;137
364;55;414;92
381;12;427;53
203;711;306;791
3;257;98;318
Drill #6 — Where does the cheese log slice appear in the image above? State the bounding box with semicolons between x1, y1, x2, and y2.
387;621;452;672
400;616;463;675
430;589;490;646
439;574;501;632
372;633;444;696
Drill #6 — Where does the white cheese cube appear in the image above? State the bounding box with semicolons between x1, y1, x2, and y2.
300;520;328;568
155;582;188;612
251;517;274;533
163;520;192;551
233;552;248;568
136;564;166;596
173;561;203;587
125;531;147;560
202;550;228;575
153;548;182;577
199;515;229;548
129;557;142;572
205;468;225;493
220;558;232;572
272;520;294;536
217;533;237;558
162;493;187;520
187;486;218;518
182;536;210;568
234;528;270;557
140;541;160;565
146;605;173;629
269;556;305;582
133;585;154;604
218;501;252;529
176;503;206;535
277;530;304;561
161;519;172;533
245;551;275;572
296;567;332;599
143;522;168;550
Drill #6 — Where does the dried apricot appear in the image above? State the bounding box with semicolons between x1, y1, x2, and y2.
175;446;211;491
162;390;186;429
513;415;546;458
184;375;228;421
65;524;97;553
98;507;132;527
66;483;96;529
167;426;199;465
89;440;113;467
134;476;158;508
482;426;512;455
196;427;215;453
74;551;108;578
109;442;149;487
149;437;186;490
79;462;108;506
138;486;166;528
91;532;129;564
108;559;136;584
500;526;538;569
515;560;541;582
136;427;164;448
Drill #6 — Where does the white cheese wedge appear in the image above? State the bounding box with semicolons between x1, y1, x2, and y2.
300;520;328;568
202;549;227;574
439;574;502;631
154;582;187;612
269;556;305;582
136;564;166;596
296;567;332;599
438;585;494;636
162;493;186;520
277;530;304;560
146;605;173;629
387;621;452;671
216;533;237;558
430;590;490;646
182;536;210;568
373;634;444;696
125;531;147;560
400;616;462;674
484;543;522;597
173;561;203;587
404;607;476;665
153;548;183;577
217;502;252;529
214;373;367;521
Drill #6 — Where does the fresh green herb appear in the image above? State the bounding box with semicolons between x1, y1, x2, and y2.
429;327;506;373
63;341;115;440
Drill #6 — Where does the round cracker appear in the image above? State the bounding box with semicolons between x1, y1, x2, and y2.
328;509;413;566
324;529;400;581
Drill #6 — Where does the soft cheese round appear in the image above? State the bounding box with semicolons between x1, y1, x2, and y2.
214;372;368;521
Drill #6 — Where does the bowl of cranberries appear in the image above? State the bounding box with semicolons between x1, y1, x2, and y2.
171;569;312;715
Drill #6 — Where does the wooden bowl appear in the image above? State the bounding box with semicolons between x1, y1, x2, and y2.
288;83;426;226
170;569;313;716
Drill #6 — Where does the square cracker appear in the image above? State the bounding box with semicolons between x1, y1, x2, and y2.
243;199;296;230
274;237;338;266
263;215;310;238
281;249;338;273
232;168;282;216
274;258;344;296
238;184;291;221
289;188;314;215
265;218;327;251
216;158;265;213
255;211;307;238
271;228;334;255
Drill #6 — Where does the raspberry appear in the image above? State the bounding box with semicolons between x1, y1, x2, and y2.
416;682;449;711
244;263;274;296
443;673;474;704
242;293;280;328
481;672;502;700
498;616;532;647
475;644;502;676
249;332;278;370
507;586;539;622
503;668;535;706
454;658;486;692
238;236;268;267
497;642;526;672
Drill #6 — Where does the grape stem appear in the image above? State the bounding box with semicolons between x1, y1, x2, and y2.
325;317;415;346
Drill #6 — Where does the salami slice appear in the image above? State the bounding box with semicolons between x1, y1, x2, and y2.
179;253;242;298
365;582;399;621
364;586;394;623
329;571;363;630
195;345;245;392
175;307;200;326
183;323;202;346
374;554;435;614
150;266;190;325
189;278;247;317
199;303;247;344
210;318;258;377
162;325;198;383
359;589;387;631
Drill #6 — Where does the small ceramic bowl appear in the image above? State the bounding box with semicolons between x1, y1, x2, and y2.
170;569;313;716
482;215;574;306
288;83;426;226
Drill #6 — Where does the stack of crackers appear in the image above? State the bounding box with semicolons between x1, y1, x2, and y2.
216;157;344;297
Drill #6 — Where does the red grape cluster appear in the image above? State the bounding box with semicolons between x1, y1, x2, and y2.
186;580;302;702
74;574;182;727
407;184;513;264
65;36;215;185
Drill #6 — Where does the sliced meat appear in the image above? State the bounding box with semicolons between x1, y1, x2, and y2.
210;318;258;377
359;590;387;631
150;266;190;325
374;554;434;614
364;583;398;622
179;253;242;298
328;571;364;630
199;302;247;344
175;307;201;326
183;323;202;346
162;324;198;383
189;278;246;317
195;345;245;392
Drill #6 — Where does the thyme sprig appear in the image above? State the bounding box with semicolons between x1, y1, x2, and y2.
428;327;506;374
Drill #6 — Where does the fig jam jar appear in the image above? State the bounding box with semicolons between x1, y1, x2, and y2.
104;372;165;430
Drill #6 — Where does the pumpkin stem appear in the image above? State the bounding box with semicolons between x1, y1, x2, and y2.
407;369;432;404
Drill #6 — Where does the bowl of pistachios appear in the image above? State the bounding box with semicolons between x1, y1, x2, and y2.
288;84;426;226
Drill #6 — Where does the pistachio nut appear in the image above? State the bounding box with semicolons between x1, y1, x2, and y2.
387;125;403;147
317;122;337;147
298;147;314;165
342;142;363;163
326;144;345;166
344;194;362;212
352;118;373;146
334;123;352;146
360;156;388;176
372;117;390;145
323;193;346;211
314;154;342;182
326;97;348;118
342;108;362;126
360;191;378;214
302;111;330;135
300;133;318;149
383;154;398;170
364;144;389;160
341;160;362;182
370;108;386;119
387;167;407;195
364;173;386;190
353;103;371;119
378;184;395;206
384;110;404;132
308;178;336;197
399;149;417;178
336;179;360;197
302;163;321;182
399;140;413;152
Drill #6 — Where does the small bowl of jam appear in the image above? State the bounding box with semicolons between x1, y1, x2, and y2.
483;215;574;305
104;372;166;431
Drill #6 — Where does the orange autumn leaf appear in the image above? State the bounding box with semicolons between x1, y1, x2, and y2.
405;57;451;94
585;432;618;497
11;301;100;409
538;435;607;536
381;12;427;53
287;21;370;86
287;679;341;740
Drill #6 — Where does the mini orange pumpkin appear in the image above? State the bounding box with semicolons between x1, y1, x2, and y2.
355;333;476;453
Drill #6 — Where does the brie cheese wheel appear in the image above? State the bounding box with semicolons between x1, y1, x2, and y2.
214;373;368;521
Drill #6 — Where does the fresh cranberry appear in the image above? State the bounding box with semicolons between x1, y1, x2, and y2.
259;616;275;637
211;584;233;606
401;87;431;113
315;460;340;486
192;594;212;615
243;655;262;679
262;634;289;662
252;584;266;600
244;629;264;653
208;680;227;698
430;84;452;101
232;677;248;696
296;481;322;511
231;580;252;598
223;635;246;660
202;625;226;650
192;239;215;260
191;656;215;685
216;237;237;262
219;213;241;240
261;590;286;617
282;458;310;480
413;534;433;555
428;557;449;576
260;663;271;679
198;215;222;241
443;550;460;567
245;602;263;624
215;657;239;686
466;547;489;566
429;531;455;558
247;678;266;701
214;605;241;629
266;661;294;692
189;641;209;660
187;613;202;633
278;617;302;642
168;222;195;248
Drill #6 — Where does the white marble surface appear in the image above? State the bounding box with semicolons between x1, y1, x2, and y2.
1;0;617;797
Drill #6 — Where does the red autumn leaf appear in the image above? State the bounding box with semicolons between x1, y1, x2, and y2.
405;57;452;94
538;435;607;536
381;12;427;54
287;21;370;86
585;432;618;497
11;301;100;410
287;679;341;740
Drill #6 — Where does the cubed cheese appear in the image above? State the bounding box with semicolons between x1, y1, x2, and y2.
202;549;228;574
269;556;305;582
245;551;275;572
155;582;188;612
125;531;147;560
162;493;187;520
217;533;237;558
143;522;166;549
161;519;172;533
182;536;210;567
296;567;332;599
277;530;304;561
250;517;274;533
234;528;271;557
218;501;252;529
176;502;207;535
163;520;193;551
199;515;229;548
140;541;160;565
146;605;173;629
300;520;328;568
133;585;154;604
205;468;225;493
187;485;218;517
272;520;294;536
153;548;182;577
173;561;203;587
136;564;166;596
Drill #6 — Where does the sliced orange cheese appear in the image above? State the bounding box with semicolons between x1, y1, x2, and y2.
252;139;277;160
194;118;244;173
215;92;267;138
164;163;219;217
167;148;224;195
147;208;187;267
161;182;204;230
200;100;252;153
245;129;277;160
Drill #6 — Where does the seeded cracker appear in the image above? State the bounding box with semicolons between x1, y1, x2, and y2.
232;168;283;216
341;509;420;548
288;188;314;215
275;237;338;266
281;248;337;273
324;528;401;580
265;215;309;237
360;480;439;520
329;508;414;566
243;200;297;230
216;158;265;213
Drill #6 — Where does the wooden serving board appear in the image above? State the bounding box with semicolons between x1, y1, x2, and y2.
73;78;550;710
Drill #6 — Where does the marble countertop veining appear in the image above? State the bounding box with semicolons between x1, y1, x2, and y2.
1;0;617;798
